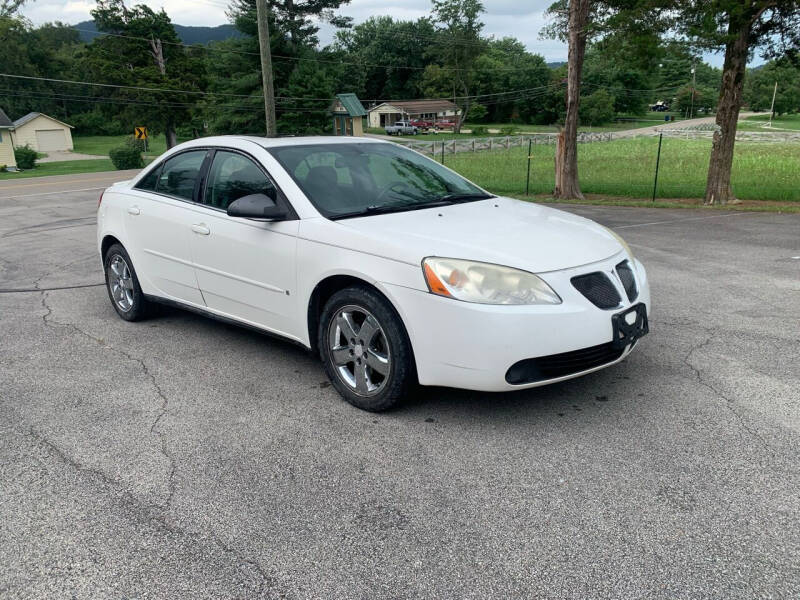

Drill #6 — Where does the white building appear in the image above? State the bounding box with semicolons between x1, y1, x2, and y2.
367;100;460;129
11;112;74;153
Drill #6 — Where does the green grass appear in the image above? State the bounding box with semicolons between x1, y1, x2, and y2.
0;159;117;179
738;113;800;131
72;134;188;157
439;137;800;202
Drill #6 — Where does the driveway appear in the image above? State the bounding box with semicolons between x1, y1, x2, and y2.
38;150;108;163
1;174;798;598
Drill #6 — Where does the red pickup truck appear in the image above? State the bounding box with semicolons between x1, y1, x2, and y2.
409;118;458;132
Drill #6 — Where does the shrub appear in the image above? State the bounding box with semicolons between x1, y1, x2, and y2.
126;135;147;153
499;126;515;135
109;145;144;170
471;125;489;136
579;89;616;126
466;103;488;121
14;144;38;169
0;164;7;172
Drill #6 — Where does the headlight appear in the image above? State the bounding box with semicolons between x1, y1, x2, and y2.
603;226;634;259
422;257;561;305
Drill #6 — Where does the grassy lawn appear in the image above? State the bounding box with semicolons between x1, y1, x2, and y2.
738;113;800;132
72;134;188;157
0;159;118;180
440;137;800;202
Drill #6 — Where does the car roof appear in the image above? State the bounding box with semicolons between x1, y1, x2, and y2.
175;135;392;151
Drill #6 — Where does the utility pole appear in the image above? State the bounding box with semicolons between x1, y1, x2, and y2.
256;0;277;137
689;65;696;120
768;81;778;127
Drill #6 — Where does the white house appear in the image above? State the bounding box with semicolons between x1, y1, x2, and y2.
0;107;16;170
11;112;74;153
367;100;461;128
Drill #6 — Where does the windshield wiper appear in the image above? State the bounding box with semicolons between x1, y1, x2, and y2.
329;200;451;220
435;192;493;203
328;193;493;221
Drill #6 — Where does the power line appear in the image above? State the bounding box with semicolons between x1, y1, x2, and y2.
70;26;552;74
0;73;332;100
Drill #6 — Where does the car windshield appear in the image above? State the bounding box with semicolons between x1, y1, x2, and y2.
267;142;491;219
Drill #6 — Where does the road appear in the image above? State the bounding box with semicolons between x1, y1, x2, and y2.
364;113;756;141
1;174;799;599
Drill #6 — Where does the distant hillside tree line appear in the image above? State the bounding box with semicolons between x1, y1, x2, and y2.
9;0;798;142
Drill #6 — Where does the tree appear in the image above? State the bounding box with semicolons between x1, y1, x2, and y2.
579;88;615;124
665;0;800;204
87;0;206;148
543;0;672;199
333;16;436;102
744;60;800;115
429;0;486;133
471;38;553;124
0;0;25;17
551;0;591;199
208;0;351;135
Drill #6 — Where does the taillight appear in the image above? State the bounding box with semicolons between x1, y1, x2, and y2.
98;190;104;209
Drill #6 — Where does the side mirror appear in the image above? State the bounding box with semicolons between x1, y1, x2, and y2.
227;193;288;221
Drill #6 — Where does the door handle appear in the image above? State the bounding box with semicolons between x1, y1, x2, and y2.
191;223;211;236
127;206;140;215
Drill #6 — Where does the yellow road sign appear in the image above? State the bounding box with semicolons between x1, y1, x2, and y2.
134;126;148;140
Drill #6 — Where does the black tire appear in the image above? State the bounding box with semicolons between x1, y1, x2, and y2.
103;243;154;322
318;285;415;412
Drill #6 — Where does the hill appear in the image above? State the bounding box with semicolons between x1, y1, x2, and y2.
72;20;243;45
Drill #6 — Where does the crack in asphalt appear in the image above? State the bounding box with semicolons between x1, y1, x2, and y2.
681;332;774;453
25;426;280;598
40;290;177;510
34;290;281;597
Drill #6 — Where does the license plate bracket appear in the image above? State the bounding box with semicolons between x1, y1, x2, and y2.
611;303;649;349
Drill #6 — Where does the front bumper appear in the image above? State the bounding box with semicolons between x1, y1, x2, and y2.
381;254;650;392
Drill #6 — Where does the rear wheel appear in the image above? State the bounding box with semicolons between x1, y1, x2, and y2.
103;243;154;321
319;286;415;411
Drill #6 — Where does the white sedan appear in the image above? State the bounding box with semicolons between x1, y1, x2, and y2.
97;136;650;411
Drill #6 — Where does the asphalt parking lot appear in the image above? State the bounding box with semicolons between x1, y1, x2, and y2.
1;173;798;599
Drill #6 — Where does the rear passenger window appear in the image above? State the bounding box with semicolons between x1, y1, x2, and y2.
155;151;207;201
203;151;276;210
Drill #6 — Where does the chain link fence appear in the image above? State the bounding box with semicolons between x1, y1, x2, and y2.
399;131;800;203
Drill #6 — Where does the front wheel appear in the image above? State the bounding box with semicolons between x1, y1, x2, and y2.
319;286;415;411
103;243;154;321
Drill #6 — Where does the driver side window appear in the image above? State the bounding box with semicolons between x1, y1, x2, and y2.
203;151;276;210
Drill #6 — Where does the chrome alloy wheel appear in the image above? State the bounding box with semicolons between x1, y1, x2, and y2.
107;254;134;312
328;305;391;397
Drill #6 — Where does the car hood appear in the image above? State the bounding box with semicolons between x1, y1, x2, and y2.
332;197;623;273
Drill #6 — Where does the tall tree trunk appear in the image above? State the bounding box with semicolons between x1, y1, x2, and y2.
149;37;177;149
704;20;750;205
458;82;469;135
165;118;178;149
554;0;589;200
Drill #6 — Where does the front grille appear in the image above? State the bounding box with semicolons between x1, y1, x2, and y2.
505;342;625;385
571;272;621;309
616;260;638;302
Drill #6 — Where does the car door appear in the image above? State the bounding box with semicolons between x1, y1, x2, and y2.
125;149;209;306
189;149;300;338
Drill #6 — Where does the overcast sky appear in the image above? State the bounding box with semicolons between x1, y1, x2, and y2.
20;0;726;66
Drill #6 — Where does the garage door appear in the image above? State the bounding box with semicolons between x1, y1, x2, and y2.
35;129;67;152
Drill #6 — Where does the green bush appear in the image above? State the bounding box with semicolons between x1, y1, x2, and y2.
109;145;144;170
14;144;38;169
471;125;489;135
499;126;515;135
126;135;147;153
579;89;616;126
